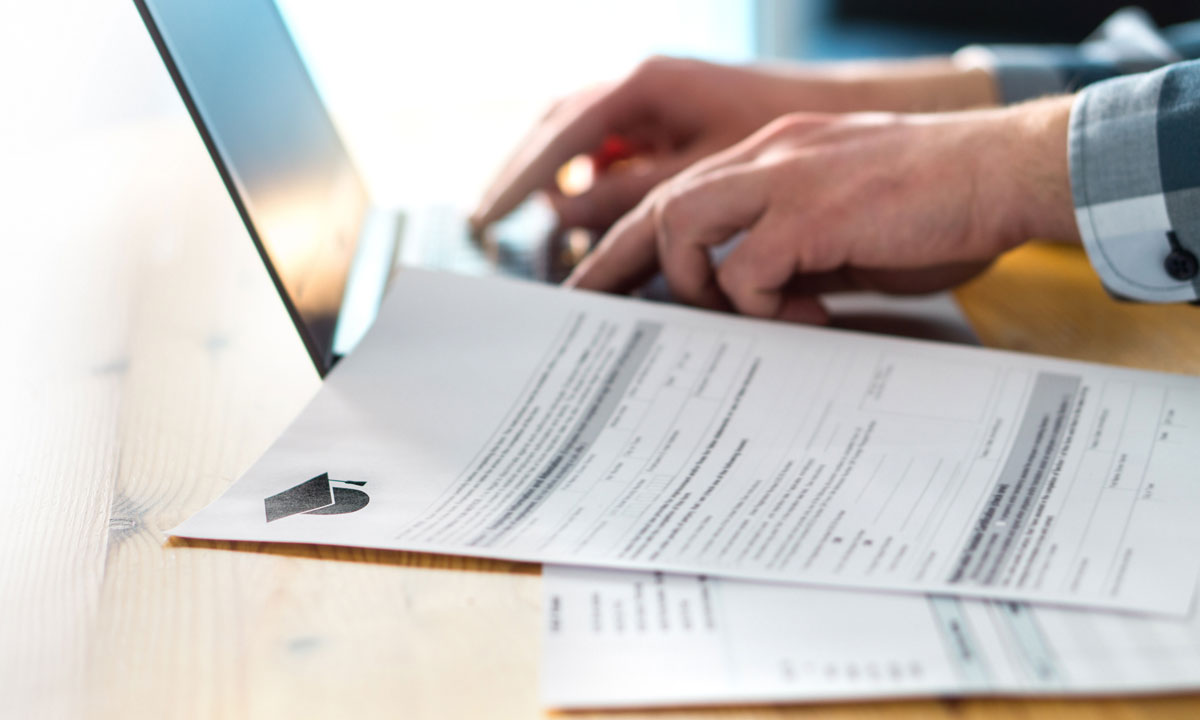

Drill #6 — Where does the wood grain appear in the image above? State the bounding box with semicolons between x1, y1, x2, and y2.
5;130;1198;720
955;242;1200;376
5;3;1200;718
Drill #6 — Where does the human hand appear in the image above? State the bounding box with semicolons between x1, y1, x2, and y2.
566;95;1079;324
470;56;998;233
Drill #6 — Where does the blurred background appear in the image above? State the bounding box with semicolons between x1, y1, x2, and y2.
5;0;1196;217
270;0;1199;207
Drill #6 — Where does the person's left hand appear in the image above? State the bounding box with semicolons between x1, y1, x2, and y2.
566;96;1080;324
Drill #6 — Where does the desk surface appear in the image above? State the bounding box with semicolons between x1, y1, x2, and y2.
5;116;1200;720
6;4;1200;714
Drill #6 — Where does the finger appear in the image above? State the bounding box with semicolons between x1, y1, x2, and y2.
564;198;659;294
714;211;847;318
549;154;695;230
654;163;769;310
773;292;830;325
471;83;634;230
715;228;833;323
714;217;798;318
563;126;786;298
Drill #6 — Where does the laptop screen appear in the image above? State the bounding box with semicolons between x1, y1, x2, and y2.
134;0;367;376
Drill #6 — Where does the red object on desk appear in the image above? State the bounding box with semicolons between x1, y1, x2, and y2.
590;135;639;174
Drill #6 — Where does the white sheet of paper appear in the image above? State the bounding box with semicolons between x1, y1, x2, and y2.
541;565;1200;708
172;268;1200;614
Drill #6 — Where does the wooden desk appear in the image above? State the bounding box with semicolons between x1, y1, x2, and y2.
5;5;1200;716
5;114;1200;720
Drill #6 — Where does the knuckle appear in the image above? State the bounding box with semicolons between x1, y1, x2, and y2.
654;190;692;246
758;113;828;146
628;55;670;87
791;233;827;274
632;54;679;78
627;56;699;93
761;114;803;139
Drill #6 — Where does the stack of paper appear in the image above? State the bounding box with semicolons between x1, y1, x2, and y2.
542;566;1200;708
173;268;1200;709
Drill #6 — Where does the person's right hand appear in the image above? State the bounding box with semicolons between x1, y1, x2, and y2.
566;96;1080;323
469;56;998;234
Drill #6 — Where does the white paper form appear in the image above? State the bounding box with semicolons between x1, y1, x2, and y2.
542;565;1200;708
172;268;1200;614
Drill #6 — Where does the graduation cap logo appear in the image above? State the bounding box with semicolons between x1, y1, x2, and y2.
264;473;369;523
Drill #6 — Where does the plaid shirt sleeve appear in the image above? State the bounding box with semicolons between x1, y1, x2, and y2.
957;8;1200;302
1070;60;1200;302
954;8;1189;103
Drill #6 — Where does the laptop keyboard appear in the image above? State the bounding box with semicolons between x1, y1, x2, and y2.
402;201;568;282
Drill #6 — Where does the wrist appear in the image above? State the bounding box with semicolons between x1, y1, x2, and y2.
990;95;1080;249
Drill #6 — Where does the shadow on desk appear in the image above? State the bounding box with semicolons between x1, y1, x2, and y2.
167;536;539;576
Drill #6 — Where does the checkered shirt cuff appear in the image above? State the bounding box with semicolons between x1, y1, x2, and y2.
1070;60;1200;303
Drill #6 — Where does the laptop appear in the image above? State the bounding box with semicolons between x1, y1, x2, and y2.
133;0;980;379
132;0;570;378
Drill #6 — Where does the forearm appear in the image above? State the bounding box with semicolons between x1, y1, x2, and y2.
761;56;1001;114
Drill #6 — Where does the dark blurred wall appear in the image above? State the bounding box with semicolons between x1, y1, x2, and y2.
836;1;1200;41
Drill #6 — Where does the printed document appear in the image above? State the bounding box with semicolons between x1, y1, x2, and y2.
172;268;1200;614
542;565;1200;708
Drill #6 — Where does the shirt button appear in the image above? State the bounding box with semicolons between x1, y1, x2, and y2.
1164;249;1199;281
